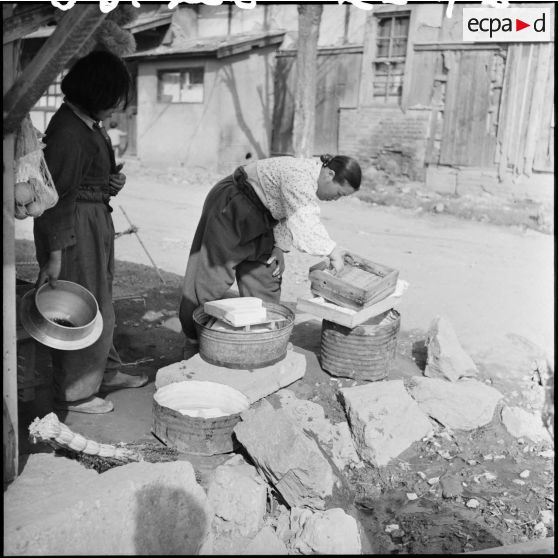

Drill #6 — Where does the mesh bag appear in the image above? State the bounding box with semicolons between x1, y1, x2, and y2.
14;115;58;220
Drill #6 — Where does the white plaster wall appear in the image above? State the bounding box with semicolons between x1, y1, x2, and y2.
136;50;274;172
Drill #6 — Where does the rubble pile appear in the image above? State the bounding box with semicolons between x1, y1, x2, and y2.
6;313;554;555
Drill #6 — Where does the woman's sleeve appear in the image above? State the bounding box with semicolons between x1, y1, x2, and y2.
34;132;86;251
279;166;336;256
286;204;336;256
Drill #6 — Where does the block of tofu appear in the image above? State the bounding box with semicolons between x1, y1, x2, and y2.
204;297;267;327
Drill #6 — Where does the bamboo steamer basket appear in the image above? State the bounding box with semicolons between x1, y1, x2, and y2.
320;309;400;381
152;381;250;456
193;301;295;369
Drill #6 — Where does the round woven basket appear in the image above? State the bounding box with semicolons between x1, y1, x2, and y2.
152;381;250;456
320;309;400;381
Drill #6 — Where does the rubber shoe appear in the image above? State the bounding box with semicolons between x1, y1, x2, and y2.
99;370;149;393
54;396;114;414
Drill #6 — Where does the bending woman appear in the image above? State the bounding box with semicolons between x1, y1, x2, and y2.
178;154;362;350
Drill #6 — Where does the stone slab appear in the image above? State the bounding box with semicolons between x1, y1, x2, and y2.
339;380;433;467
408;377;504;431
501;405;552;444
425;315;478;382
207;455;267;539
277;389;361;470
155;349;306;404
4;454;212;555
290;507;361;555
234;399;335;510
244;526;289;555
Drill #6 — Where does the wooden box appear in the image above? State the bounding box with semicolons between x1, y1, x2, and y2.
308;252;399;311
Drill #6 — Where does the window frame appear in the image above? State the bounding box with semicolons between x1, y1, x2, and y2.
34;70;66;111
157;67;205;104
372;12;411;105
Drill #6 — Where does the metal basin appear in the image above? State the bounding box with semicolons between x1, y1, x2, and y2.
20;280;103;350
193;301;295;369
152;381;251;455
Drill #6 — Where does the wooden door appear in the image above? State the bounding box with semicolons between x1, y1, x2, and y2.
271;51;361;156
439;50;500;168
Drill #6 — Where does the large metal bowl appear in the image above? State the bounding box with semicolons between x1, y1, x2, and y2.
20;280;103;350
193;301;295;369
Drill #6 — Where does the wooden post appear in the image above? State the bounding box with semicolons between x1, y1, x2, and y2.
3;3;18;484
523;43;551;176
512;43;534;177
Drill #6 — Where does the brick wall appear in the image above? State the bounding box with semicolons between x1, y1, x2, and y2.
339;106;431;181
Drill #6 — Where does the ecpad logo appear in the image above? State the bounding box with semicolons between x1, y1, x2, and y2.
463;8;551;42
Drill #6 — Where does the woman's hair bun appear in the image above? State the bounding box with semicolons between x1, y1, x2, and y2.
320;154;333;167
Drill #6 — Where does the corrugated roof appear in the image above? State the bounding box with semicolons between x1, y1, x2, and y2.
125;29;286;60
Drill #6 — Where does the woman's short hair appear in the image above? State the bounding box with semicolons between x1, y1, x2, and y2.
320;154;362;191
61;50;133;115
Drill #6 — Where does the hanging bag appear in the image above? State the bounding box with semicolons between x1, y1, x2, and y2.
14;115;58;219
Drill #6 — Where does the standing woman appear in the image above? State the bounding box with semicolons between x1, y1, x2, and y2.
179;154;362;351
34;50;147;414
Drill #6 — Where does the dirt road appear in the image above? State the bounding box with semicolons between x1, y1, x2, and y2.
15;162;553;362
14;162;554;553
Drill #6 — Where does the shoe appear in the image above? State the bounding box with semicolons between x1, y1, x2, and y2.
54;396;114;414
99;370;149;393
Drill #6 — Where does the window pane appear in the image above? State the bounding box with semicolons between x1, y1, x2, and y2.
373;75;388;98
181;82;203;103
376;38;390;58
389;74;404;96
180;69;204;102
189;68;204;85
374;61;390;76
392;38;407;57
159;72;181;102
377;17;392;38
394;16;409;37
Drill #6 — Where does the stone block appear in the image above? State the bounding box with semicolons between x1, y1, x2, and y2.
407;377;503;431
501;405;552;444
4;455;212;555
155;350;306;404
206;455;267;539
290;507;361;554
425;315;478;382
234;399;335;510
277;389;361;471
339;380;433;467
244;526;289;555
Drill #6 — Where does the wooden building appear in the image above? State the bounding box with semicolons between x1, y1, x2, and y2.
273;2;554;182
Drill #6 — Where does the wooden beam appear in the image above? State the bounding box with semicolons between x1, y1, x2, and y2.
2;3;57;45
400;7;418;111
3;4;108;136
3;3;18;485
358;10;376;106
414;42;503;51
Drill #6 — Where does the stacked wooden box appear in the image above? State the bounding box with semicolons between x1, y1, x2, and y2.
297;252;406;381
